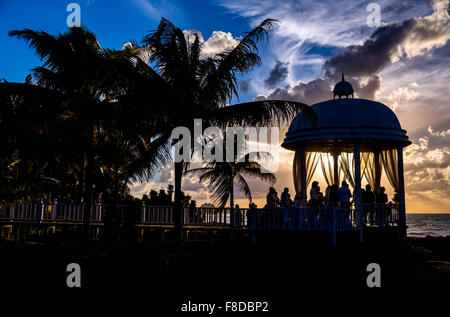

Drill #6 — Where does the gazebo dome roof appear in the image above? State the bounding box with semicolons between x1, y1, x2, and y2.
282;98;411;153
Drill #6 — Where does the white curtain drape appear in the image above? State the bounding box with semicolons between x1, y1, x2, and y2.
340;153;355;189
320;153;341;187
339;152;368;189
362;152;383;190
293;151;319;195
362;153;375;189
306;152;319;187
381;149;399;190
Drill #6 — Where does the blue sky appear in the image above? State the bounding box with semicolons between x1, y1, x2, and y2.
0;0;250;83
1;0;450;212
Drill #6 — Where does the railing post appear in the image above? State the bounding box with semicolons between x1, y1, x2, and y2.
51;199;58;221
250;209;256;243
10;204;15;220
141;201;146;224
331;207;336;247
36;199;43;236
180;206;185;241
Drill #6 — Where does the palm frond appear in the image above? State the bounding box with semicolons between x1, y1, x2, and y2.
124;132;172;184
183;167;214;178
235;174;252;202
211;100;315;127
240;166;276;184
201;19;279;105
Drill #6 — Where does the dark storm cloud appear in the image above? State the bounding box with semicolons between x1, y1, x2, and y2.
254;78;332;105
323;20;415;80
264;60;289;88
324;0;450;80
261;18;418;102
356;75;382;100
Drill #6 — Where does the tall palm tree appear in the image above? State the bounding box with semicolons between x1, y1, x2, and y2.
6;27;170;236
184;153;276;209
136;18;314;234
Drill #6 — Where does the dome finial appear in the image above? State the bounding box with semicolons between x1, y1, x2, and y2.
333;72;354;99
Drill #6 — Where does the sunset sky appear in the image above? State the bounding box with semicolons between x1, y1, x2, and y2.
1;0;449;213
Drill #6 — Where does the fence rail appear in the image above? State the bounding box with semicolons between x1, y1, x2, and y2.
0;202;400;231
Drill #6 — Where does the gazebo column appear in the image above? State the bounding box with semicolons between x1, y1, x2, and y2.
353;143;363;239
397;146;406;227
299;147;307;207
332;152;340;185
374;151;381;191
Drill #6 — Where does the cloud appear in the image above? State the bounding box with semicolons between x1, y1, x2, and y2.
252;0;449;108
202;31;239;57
323;20;415;79
264;60;289;88
183;29;205;45
385;82;420;111
404;127;450;211
356;74;382;100
400;0;450;59
323;0;450;79
254;78;333;105
158;164;174;183
183;30;239;58
428;125;450;137
239;79;250;93
315;0;449;106
129;182;158;198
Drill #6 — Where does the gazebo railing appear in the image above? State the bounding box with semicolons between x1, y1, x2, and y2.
1;202;399;230
361;203;400;226
251;207;358;231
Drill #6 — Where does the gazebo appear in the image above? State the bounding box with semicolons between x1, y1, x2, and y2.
281;75;411;230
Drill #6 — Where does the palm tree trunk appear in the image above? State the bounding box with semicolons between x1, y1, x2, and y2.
82;123;94;246
174;161;183;241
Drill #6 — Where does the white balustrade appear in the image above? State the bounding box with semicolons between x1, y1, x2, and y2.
0;203;398;232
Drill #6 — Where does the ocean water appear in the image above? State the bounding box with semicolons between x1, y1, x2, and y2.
407;214;450;238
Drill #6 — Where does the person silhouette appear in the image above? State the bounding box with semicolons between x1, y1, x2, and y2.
363;184;375;204
376;186;388;204
266;187;276;208
309;181;319;208
337;181;352;209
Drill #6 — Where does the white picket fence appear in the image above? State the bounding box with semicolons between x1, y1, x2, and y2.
0;202;400;231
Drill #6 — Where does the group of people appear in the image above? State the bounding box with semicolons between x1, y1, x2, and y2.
266;181;395;210
308;181;352;209
265;187;303;209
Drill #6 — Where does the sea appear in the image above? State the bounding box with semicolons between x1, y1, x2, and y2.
407;214;450;238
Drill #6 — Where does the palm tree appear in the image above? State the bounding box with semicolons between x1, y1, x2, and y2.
184;153;276;209
136;18;314;235
6;27;170;237
0;81;69;202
